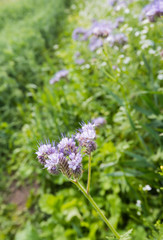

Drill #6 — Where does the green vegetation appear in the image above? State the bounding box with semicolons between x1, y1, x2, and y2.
0;0;163;239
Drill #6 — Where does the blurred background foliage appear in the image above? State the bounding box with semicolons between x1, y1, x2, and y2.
0;0;163;239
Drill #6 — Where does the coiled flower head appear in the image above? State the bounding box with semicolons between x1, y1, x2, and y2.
140;0;163;22
36;122;97;179
76;123;96;154
91;21;112;38
36;143;56;165
58;137;77;155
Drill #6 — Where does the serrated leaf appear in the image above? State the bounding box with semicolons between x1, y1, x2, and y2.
120;229;133;240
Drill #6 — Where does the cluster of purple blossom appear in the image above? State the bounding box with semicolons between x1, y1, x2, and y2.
140;0;163;22
108;0;134;8
107;33;128;47
92;117;106;127
49;69;69;84
36;123;96;179
72;17;126;52
74;52;85;65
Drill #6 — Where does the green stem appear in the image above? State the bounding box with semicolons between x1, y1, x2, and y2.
87;153;91;194
72;181;121;239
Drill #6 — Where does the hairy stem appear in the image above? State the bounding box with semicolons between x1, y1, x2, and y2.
72;180;121;239
87;153;91;194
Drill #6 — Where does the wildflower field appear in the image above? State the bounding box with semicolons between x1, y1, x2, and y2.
0;0;163;239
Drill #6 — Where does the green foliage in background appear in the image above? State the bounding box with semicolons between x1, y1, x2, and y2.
0;0;163;239
0;0;70;194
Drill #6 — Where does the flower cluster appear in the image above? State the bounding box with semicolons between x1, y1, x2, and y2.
107;33;128;47
114;17;125;28
108;0;133;8
91;20;112;38
49;69;69;84
108;0;117;6
76;123;96;154
140;0;163;22
92;117;106;127
89;36;103;52
72;17;126;52
72;27;91;41
36;123;96;179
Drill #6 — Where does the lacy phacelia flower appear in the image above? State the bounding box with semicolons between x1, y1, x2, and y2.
44;159;59;174
92;117;106;127
72;27;90;41
68;152;82;170
58;137;76;155
76;123;96;154
49;70;69;84
36;143;55;164
89;36;103;52
108;0;117;6
36;122;97;178
140;0;163;22
115;17;124;28
107;33;127;47
91;21;112;38
75;58;85;65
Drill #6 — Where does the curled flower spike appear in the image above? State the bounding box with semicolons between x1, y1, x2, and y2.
36;123;96;178
36;143;55;165
68;152;82;170
76;122;96;154
58;137;76;155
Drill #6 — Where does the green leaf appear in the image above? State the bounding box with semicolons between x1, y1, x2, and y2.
39;194;58;214
120;229;133;240
15;222;40;240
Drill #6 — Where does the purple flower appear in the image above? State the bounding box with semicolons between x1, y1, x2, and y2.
89;36;103;51
36;121;98;178
81;123;96;139
91;21;112;38
49;70;69;84
72;27;90;41
92;117;106;127
48;152;63;165
107;33;127;46
44;159;59;174
68;152;82;170
108;0;117;6
112;65;118;70
76;123;96;154
140;0;163;22
75;58;85;65
58;137;76;155
74;51;81;58
74;52;85;65
36;143;55;164
115;17;125;28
